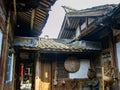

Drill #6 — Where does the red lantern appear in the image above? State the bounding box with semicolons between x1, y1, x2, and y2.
20;64;24;77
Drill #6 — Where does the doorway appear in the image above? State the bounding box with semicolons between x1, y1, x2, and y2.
15;62;34;90
40;59;52;90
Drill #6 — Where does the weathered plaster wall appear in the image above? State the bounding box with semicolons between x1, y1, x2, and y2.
70;59;90;79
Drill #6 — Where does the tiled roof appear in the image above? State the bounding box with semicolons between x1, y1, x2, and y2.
13;37;101;52
37;38;82;52
66;4;116;17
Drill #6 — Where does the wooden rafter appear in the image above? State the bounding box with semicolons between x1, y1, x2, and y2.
31;9;35;30
36;11;46;17
37;9;46;14
40;2;49;7
35;14;45;19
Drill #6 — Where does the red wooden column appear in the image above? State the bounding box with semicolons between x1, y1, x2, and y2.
0;11;10;90
35;52;41;90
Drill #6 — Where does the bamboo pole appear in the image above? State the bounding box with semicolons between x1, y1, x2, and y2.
102;67;104;90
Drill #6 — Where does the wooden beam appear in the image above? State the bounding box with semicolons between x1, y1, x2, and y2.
13;0;16;16
31;9;35;30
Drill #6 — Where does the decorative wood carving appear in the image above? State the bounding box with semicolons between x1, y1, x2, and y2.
87;68;96;80
104;60;114;77
64;57;80;73
101;50;116;90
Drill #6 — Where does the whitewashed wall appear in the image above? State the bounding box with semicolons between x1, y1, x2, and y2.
116;42;120;72
75;26;80;38
69;59;90;79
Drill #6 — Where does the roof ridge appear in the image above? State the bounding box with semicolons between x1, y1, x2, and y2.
67;4;117;14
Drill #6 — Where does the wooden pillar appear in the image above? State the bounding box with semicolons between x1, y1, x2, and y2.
111;30;119;90
0;11;10;90
35;52;41;90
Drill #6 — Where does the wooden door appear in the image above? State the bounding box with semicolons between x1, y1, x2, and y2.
40;60;52;90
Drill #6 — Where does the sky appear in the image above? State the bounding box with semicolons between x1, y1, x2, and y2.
40;0;120;38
